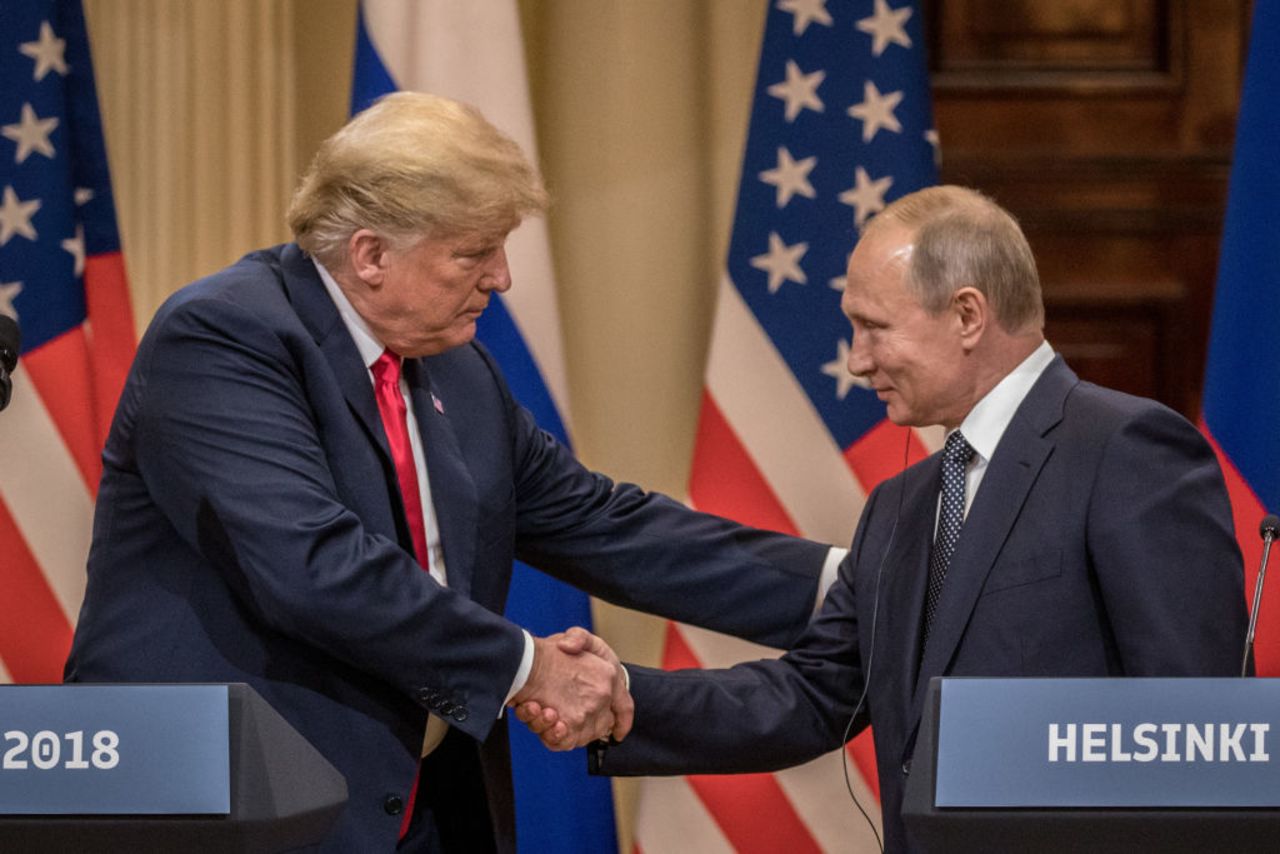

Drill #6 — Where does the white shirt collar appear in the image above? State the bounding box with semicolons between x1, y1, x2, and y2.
313;258;386;370
954;340;1056;464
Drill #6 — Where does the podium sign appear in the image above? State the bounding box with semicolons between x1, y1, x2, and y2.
936;678;1280;808
0;685;229;815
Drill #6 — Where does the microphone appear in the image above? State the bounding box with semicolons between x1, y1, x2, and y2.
0;315;19;413
1242;513;1280;677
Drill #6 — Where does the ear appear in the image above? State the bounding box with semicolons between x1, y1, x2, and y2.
952;286;988;351
347;229;390;286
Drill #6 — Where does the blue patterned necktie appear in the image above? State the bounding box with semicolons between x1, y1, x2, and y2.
923;430;975;647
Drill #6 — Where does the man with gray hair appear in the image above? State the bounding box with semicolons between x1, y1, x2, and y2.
63;92;838;852
529;185;1247;853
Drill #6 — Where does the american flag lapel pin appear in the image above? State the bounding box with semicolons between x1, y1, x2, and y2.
432;393;444;414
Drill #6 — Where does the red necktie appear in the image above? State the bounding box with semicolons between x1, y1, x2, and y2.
371;349;429;569
371;349;430;839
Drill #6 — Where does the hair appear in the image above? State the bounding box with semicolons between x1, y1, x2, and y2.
866;185;1044;333
287;91;549;268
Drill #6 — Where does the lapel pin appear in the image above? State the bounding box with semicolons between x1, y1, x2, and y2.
432;393;444;414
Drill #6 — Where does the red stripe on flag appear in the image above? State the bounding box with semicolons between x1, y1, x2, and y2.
0;499;73;682
660;621;701;671
844;421;928;495
847;730;880;801
685;772;825;854
688;391;800;536
1200;422;1275;674
663;625;825;854
83;252;137;446
22;327;103;495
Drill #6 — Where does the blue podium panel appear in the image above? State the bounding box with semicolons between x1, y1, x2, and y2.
0;685;229;815
936;678;1280;808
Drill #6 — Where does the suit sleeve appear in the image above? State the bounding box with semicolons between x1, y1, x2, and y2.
1087;404;1246;675
599;553;866;775
132;297;525;740
500;395;830;650
590;484;889;777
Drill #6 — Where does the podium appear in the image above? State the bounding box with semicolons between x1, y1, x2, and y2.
903;677;1280;853
0;683;347;852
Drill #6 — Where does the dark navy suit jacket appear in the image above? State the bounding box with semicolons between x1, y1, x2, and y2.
64;243;827;851
596;357;1247;853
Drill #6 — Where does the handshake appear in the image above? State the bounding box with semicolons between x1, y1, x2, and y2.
509;627;633;751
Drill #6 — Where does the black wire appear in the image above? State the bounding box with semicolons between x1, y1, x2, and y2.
840;427;912;853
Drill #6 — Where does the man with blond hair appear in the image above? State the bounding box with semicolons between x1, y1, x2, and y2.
64;92;837;852
532;185;1247;853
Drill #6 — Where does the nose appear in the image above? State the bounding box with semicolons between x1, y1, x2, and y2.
846;330;873;379
480;246;512;293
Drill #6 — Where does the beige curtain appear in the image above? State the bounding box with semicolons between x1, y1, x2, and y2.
83;0;766;842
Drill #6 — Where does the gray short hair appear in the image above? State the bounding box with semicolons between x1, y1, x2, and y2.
287;91;549;267
868;185;1044;333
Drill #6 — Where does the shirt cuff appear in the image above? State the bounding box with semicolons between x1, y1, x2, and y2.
502;629;536;715
816;546;848;613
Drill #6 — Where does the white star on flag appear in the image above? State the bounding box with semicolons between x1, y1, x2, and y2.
847;80;904;143
856;0;914;57
767;60;825;123
821;338;867;399
74;187;95;206
759;146;817;208
0;185;41;245
776;0;833;36
925;128;941;165
61;224;86;277
0;282;22;319
751;231;809;293
829;274;847;291
3;103;59;164
839;167;894;229
18;21;69;82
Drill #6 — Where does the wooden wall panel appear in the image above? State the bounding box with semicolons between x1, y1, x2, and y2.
928;0;1251;416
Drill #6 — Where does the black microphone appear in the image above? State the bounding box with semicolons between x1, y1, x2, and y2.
1242;513;1280;677
0;314;19;413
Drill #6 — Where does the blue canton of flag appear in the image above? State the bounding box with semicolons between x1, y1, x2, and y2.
731;0;938;450
1;0;122;347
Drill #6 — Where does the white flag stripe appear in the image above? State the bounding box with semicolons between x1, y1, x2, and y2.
776;752;883;852
678;621;784;665
632;775;737;854
0;369;92;624
361;0;572;425
706;274;864;544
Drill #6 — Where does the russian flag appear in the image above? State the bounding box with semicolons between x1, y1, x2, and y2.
1200;2;1280;675
352;2;616;851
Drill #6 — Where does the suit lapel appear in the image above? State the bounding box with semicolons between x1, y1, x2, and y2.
876;457;939;722
276;244;388;459
906;357;1077;739
405;358;478;600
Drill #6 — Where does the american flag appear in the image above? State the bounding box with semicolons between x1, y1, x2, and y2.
0;0;136;685
1200;1;1280;677
633;2;938;851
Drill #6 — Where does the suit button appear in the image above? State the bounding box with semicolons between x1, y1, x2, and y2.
384;795;404;816
901;760;912;775
451;708;468;722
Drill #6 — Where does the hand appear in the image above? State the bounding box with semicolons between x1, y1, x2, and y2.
511;629;629;750
513;627;633;749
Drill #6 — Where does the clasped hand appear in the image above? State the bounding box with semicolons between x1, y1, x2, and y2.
509;627;632;751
